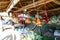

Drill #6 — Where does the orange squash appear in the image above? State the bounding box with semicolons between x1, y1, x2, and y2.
37;18;42;26
33;18;37;25
25;18;31;24
33;18;42;26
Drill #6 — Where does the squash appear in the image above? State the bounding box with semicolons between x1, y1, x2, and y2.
25;18;31;24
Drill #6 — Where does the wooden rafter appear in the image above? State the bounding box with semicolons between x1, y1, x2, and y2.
6;0;20;12
40;7;60;13
0;5;7;8
0;1;10;4
0;9;6;12
0;1;11;12
13;7;19;9
14;0;53;13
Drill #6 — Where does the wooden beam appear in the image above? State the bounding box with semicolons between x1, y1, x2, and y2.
52;0;60;5
6;0;20;12
0;1;10;4
27;6;43;13
40;7;60;13
0;9;6;11
13;7;19;9
0;5;7;8
0;3;9;6
0;4;8;8
26;7;60;14
14;0;53;13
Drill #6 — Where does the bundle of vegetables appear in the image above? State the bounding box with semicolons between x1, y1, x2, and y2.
25;23;54;37
40;23;55;37
49;15;60;30
25;23;41;35
49;15;60;24
15;27;42;40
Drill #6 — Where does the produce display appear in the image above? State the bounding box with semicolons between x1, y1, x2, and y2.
48;15;60;30
15;28;42;40
49;15;60;24
1;13;60;40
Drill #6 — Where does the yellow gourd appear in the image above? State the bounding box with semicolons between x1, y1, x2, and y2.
33;18;42;26
33;18;37;24
25;18;31;24
37;18;42;26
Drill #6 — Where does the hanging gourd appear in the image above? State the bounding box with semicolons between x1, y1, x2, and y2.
42;0;49;23
25;18;31;24
37;18;42;26
33;12;42;26
36;12;42;26
25;13;32;24
33;17;37;25
24;9;32;24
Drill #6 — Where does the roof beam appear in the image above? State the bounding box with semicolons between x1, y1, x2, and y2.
6;0;20;12
0;1;10;4
40;7;60;14
13;7;19;9
0;5;7;8
14;0;53;13
0;9;6;12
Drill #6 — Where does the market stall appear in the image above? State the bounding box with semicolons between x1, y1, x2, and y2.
0;0;60;40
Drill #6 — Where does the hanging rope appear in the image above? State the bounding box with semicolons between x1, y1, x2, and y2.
42;0;49;23
25;0;36;24
44;0;47;17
